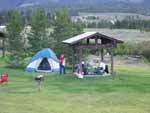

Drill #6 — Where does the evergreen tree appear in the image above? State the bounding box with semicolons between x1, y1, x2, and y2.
7;11;25;68
52;10;83;64
28;8;54;54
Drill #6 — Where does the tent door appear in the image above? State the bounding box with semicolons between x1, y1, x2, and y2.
38;58;51;70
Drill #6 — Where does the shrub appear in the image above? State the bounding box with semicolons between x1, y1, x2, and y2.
114;41;150;62
133;41;150;61
114;43;134;55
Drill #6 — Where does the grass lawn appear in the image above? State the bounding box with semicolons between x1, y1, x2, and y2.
0;60;150;113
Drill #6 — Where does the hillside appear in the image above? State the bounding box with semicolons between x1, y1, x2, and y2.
85;28;150;42
0;0;150;15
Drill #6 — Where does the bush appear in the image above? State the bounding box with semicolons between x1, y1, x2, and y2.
5;54;28;68
133;41;150;61
114;41;150;62
114;43;134;55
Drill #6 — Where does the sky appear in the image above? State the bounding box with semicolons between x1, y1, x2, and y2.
116;0;144;3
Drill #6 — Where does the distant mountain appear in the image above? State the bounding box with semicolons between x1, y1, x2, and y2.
0;0;150;14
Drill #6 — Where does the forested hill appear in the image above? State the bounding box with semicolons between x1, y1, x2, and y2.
0;0;150;15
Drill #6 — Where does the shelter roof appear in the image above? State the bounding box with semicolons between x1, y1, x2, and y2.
62;32;123;45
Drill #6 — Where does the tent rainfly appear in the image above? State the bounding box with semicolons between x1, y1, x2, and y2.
25;48;59;72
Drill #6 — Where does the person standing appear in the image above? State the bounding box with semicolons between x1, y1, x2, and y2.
59;54;66;74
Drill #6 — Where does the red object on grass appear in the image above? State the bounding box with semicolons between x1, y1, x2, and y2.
0;74;8;83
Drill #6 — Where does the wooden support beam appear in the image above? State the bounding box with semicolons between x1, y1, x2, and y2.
87;39;89;45
110;47;114;77
77;44;112;50
72;48;75;73
101;48;104;62
95;38;98;45
79;47;83;74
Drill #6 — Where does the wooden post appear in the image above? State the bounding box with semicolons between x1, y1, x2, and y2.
110;47;114;77
72;48;75;73
95;38;98;46
79;47;83;74
100;48;104;62
87;39;89;45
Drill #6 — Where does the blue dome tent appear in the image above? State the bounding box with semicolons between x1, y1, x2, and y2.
25;48;59;72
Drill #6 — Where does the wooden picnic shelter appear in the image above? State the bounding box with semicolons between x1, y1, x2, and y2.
63;32;123;76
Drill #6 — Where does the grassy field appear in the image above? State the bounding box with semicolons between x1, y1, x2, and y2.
85;28;150;42
0;59;150;113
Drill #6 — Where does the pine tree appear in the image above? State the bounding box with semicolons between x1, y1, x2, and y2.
28;8;54;54
7;11;25;68
52;10;83;64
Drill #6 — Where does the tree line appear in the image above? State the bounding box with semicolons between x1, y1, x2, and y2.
3;9;83;68
82;18;150;31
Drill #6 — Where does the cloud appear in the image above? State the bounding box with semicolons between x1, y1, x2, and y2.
129;0;144;3
117;0;144;3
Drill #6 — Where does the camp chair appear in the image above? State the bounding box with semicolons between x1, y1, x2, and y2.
0;74;8;83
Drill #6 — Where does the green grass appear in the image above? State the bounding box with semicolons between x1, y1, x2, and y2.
0;60;150;113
